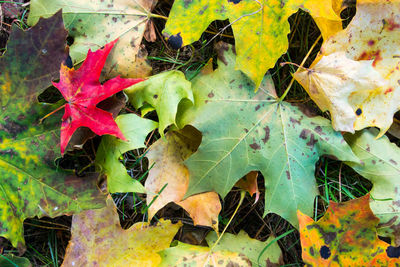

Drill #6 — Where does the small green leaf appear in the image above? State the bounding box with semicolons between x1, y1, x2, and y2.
96;114;158;193
125;70;193;136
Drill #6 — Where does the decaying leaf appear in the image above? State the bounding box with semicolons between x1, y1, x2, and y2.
316;0;400;136
0;12;105;251
125;70;193;136
163;0;340;88
145;126;221;230
62;197;182;267
28;0;156;78
96;114;158;193
298;194;400;265
206;231;283;266
294;52;387;132
235;171;260;203
159;230;283;266
53;39;144;154
345;128;400;246
177;43;358;227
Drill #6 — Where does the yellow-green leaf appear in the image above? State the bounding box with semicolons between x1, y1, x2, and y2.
163;0;340;88
62;197;182;266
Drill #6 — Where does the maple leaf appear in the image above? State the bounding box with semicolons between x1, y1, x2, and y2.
163;0;340;88
177;42;358;227
28;0;156;78
145;126;221;230
298;194;400;265
345;128;400;246
312;0;400;136
96;114;158;193
62;197;182;267
125;70;194;136
0;12;105;251
159;231;283;266
53;39;144;154
294;52;387;132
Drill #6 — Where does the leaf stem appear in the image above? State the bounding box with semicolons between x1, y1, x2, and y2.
206;190;246;264
39;104;65;123
150;13;168;20
278;35;321;102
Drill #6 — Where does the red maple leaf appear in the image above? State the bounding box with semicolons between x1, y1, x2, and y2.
52;39;143;154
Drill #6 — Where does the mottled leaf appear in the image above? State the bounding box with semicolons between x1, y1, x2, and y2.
0;12;105;251
125;70;193;136
178;43;358;227
28;0;155;78
294;52;387;133
53;39;144;154
96;114;158;193
318;0;400;136
345;128;400;246
206;231;283;266
163;0;340;88
298;194;400;265
145;126;221;230
0;254;31;267
62;197;181;267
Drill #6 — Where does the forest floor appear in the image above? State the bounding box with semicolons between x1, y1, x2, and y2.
0;1;379;266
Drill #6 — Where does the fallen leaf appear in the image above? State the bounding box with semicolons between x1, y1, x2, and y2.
345;128;400;246
294;52;387;132
298;194;400;265
163;0;340;88
235;171;260;203
28;0;156;78
318;0;400;136
0;12;105;252
177;42;358;227
125;70;193;136
0;254;31;267
159;230;283;266
206;231;283;266
62;197;182;267
96;114;158;193
53;39;144;154
145;126;221;230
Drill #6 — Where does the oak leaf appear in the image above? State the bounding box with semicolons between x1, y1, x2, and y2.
53;39;143;154
62;197;182;267
298;194;400;265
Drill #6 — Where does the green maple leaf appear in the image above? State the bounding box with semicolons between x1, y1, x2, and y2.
125;70;193;136
163;0;339;88
96;114;158;193
28;0;156;78
178;43;358;226
0;12;105;251
345;128;400;246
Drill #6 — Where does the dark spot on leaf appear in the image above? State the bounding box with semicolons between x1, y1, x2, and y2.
249;143;260;150
372;160;376;164
228;0;242;3
368;40;375;46
184;0;192;8
64;55;73;68
320;245;331;259
356;108;362;116
290;117;300;126
299;129;310;140
387;246;400;258
168;33;183;49
309;247;314;256
244;128;248;133
314;126;323;134
262;126;269;143
390;159;398;165
286;171;291;180
255;105;260;111
324;232;337;244
208;92;214;98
